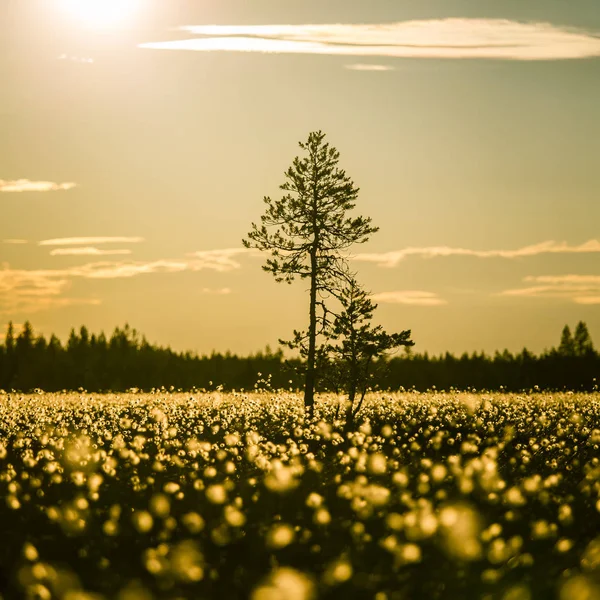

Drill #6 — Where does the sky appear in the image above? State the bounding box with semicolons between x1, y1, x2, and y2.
1;0;599;357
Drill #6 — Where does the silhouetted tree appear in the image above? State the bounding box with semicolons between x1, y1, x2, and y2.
45;334;63;390
322;278;413;426
558;325;576;357
4;322;14;353
13;322;35;390
574;321;594;357
1;322;16;389
243;130;378;415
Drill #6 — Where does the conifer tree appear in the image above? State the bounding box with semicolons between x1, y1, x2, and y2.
4;322;15;354
558;325;575;357
574;321;594;357
2;322;16;389
243;131;378;415
321;277;413;425
14;322;35;391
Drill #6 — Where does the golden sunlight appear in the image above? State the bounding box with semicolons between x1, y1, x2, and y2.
59;0;141;28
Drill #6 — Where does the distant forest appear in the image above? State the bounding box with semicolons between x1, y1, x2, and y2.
0;321;598;393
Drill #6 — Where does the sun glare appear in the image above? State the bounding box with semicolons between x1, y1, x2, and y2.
59;0;141;28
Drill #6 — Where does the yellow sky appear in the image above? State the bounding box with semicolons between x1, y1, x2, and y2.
1;0;599;355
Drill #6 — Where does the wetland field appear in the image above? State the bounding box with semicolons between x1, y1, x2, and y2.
0;391;599;600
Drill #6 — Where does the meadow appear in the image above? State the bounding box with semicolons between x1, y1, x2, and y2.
0;391;599;600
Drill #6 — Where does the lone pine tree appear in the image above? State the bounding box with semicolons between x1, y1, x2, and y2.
243;131;377;415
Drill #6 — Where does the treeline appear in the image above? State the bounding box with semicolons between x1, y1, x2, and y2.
0;323;297;393
0;321;598;393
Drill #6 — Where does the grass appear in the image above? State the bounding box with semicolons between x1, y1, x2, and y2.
0;390;599;599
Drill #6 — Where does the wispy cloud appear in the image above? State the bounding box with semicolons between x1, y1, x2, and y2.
372;290;447;306
501;274;600;305
3;297;103;314
57;54;94;64
525;274;600;285
40;236;144;246
575;297;600;305
0;249;255;313
73;260;190;279
0;261;178;313
0;179;77;193
201;287;232;295
140;20;600;61
187;248;259;272
345;63;394;71
0;268;71;298
355;240;600;268
0;266;99;314
3;239;28;244
49;247;133;257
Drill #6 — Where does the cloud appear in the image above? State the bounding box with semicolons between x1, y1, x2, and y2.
354;240;600;268
72;260;190;279
500;274;600;304
523;274;600;285
187;248;259;272
575;296;600;305
345;63;394;71
40;236;144;246
0;249;254;313
139;20;600;61
0;261;181;313
0;266;99;314
201;287;232;295
2;297;102;314
371;290;447;306
57;54;94;64
49;247;133;257
0;268;69;298
3;239;28;244
0;180;77;193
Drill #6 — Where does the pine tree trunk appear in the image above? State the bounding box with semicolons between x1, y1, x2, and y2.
345;312;358;428
304;250;317;418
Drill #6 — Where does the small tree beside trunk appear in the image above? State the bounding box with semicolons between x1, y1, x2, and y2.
321;277;413;427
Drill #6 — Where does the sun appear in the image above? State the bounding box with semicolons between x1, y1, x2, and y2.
59;0;141;29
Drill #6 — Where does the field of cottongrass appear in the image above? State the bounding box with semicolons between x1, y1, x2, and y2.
0;391;599;600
